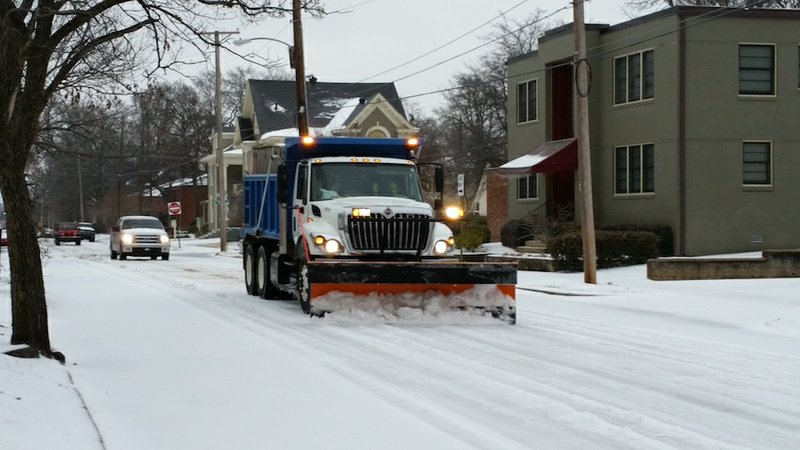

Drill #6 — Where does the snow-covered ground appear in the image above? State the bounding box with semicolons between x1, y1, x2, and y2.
1;237;798;450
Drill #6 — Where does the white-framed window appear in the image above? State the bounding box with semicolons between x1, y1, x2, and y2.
739;44;775;96
516;174;538;200
614;144;655;195
517;79;537;123
742;141;772;186
614;49;654;105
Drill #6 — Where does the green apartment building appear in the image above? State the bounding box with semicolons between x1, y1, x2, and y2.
502;6;800;256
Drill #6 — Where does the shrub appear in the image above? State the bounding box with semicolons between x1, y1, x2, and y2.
500;219;524;248
597;224;674;256
549;230;659;271
455;215;491;251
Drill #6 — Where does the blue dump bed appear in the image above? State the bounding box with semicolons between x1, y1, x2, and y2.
283;137;414;161
242;174;280;240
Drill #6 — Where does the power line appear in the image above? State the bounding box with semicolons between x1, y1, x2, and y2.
355;0;530;83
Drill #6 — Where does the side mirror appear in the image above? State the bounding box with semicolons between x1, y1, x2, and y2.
435;166;444;193
111;226;120;232
277;164;287;206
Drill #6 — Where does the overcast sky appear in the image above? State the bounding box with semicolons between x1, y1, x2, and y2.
210;0;636;114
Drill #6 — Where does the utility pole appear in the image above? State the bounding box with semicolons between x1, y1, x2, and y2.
77;154;84;221
573;0;597;284
201;30;238;252
292;0;309;136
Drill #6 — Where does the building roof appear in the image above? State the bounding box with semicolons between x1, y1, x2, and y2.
247;80;406;134
507;6;800;65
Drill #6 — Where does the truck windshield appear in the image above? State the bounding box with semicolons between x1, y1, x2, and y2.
311;163;423;202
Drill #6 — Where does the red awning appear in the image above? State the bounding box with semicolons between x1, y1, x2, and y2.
495;138;577;175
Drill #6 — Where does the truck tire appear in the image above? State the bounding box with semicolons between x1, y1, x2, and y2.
244;244;259;295
257;246;281;299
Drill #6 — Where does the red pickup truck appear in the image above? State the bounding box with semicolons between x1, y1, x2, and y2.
54;222;81;246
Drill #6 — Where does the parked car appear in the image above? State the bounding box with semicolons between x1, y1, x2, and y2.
54;222;81;246
38;227;54;238
0;228;7;247
110;215;170;261
77;222;96;242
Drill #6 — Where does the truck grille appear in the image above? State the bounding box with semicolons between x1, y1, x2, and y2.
347;213;431;251
134;234;162;244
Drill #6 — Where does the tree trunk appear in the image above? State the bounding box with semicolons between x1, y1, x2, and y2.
0;140;51;354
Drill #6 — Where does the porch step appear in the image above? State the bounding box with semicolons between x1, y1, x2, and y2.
516;239;547;254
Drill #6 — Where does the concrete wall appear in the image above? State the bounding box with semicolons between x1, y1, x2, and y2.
648;249;800;280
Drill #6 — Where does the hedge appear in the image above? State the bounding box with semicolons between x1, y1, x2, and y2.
549;230;659;271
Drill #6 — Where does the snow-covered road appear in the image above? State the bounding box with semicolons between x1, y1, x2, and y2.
2;237;799;449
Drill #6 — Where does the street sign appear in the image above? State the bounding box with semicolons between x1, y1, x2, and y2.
457;174;465;197
167;201;182;216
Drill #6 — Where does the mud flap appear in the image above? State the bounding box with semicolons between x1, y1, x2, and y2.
305;261;517;323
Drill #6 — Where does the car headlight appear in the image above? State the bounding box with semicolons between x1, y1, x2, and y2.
121;233;134;245
433;239;450;255
159;235;170;244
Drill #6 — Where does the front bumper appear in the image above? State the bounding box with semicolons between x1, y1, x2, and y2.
121;245;170;255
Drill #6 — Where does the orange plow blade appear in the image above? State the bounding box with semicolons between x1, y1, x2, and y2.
306;261;517;323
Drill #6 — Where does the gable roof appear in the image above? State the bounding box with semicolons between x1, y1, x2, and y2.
247;80;407;134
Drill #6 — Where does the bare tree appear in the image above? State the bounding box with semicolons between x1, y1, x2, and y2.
434;10;552;206
0;1;323;360
625;0;800;12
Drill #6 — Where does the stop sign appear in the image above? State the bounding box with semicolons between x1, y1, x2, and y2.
168;201;182;216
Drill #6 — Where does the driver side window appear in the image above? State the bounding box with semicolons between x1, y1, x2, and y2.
296;164;307;203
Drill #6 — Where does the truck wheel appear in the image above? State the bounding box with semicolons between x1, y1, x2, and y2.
120;252;127;261
257;246;280;299
76;240;81;246
110;248;117;259
55;239;61;246
162;253;169;261
244;244;259;295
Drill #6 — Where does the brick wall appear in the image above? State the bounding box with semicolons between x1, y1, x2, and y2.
486;170;508;241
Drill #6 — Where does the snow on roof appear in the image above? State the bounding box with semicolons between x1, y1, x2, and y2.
259;98;362;141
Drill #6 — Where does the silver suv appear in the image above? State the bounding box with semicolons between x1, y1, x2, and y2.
110;215;170;261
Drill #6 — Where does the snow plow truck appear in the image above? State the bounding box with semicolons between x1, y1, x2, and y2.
240;136;517;322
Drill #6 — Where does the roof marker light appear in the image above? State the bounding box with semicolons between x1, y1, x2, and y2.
301;136;315;146
406;138;419;147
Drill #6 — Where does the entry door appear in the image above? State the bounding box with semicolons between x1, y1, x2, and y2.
548;62;575;220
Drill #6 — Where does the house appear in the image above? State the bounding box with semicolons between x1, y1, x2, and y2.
497;6;800;256
200;127;241;234
160;175;208;231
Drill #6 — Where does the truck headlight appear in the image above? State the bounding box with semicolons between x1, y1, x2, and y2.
159;235;170;244
313;235;342;254
433;239;450;255
324;239;341;254
121;233;134;245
